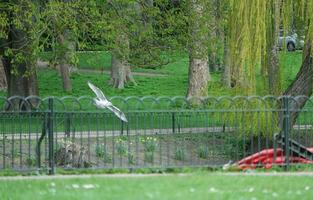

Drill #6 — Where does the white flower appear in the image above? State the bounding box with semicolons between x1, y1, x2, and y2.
208;187;218;193
145;192;154;199
50;182;56;187
38;191;47;195
296;190;302;195
305;186;310;191
72;184;80;189
262;189;269;194
248;187;254;193
272;192;278;197
48;188;56;195
83;184;96;189
189;188;195;193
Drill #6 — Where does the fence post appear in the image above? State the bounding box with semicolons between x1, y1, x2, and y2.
65;113;71;138
172;112;175;133
282;96;290;170
121;121;124;135
48;98;55;175
36;115;47;172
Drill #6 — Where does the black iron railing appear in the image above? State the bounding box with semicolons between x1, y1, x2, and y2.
0;96;312;173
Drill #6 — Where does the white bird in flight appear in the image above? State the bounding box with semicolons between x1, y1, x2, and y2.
88;81;128;122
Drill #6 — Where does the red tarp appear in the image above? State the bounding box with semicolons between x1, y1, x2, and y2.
237;148;313;170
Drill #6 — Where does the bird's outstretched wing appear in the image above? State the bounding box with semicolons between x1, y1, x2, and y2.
88;81;128;122
88;81;107;101
107;105;128;122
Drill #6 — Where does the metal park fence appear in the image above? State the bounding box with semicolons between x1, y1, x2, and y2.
0;96;313;173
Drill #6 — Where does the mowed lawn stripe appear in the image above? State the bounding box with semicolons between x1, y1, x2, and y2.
1;173;313;200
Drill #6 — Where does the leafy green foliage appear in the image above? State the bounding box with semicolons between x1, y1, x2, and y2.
0;1;42;75
25;156;37;167
174;147;185;161
144;152;154;163
141;136;158;163
95;144;112;163
197;146;209;159
115;137;128;157
141;136;158;152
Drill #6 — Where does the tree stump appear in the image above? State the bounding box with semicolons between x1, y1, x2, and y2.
54;140;90;168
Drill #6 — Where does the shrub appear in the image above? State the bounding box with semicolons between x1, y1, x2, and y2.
116;137;128;156
174;147;185;161
144;152;154;163
26;156;36;167
141;136;158;153
197;146;209;159
128;153;135;165
54;139;90;168
95;144;112;163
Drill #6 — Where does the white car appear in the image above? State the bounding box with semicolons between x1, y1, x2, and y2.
278;33;305;51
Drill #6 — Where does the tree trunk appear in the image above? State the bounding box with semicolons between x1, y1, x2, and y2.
2;58;38;98
110;54;136;89
209;37;218;72
283;42;313;125
209;19;218;73
0;59;7;91
57;34;73;92
209;0;220;73
187;57;209;97
59;63;72;92
268;44;281;96
267;0;281;96
109;27;136;89
2;25;39;98
221;29;231;88
187;0;210;98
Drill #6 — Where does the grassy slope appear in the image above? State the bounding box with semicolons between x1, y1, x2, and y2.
0;51;302;97
1;173;313;200
37;51;188;97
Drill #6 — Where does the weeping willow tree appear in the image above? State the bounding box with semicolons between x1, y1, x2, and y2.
227;0;267;95
263;0;282;96
281;0;313;125
223;0;313;135
227;0;313;97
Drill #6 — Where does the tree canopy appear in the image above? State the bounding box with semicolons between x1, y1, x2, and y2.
0;0;313;99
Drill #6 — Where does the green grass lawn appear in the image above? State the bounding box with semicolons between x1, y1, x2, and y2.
1;173;313;200
36;50;302;97
39;51;112;70
0;51;303;98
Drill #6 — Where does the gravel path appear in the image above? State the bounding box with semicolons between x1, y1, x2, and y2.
78;68;169;77
0;126;232;140
37;61;168;77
